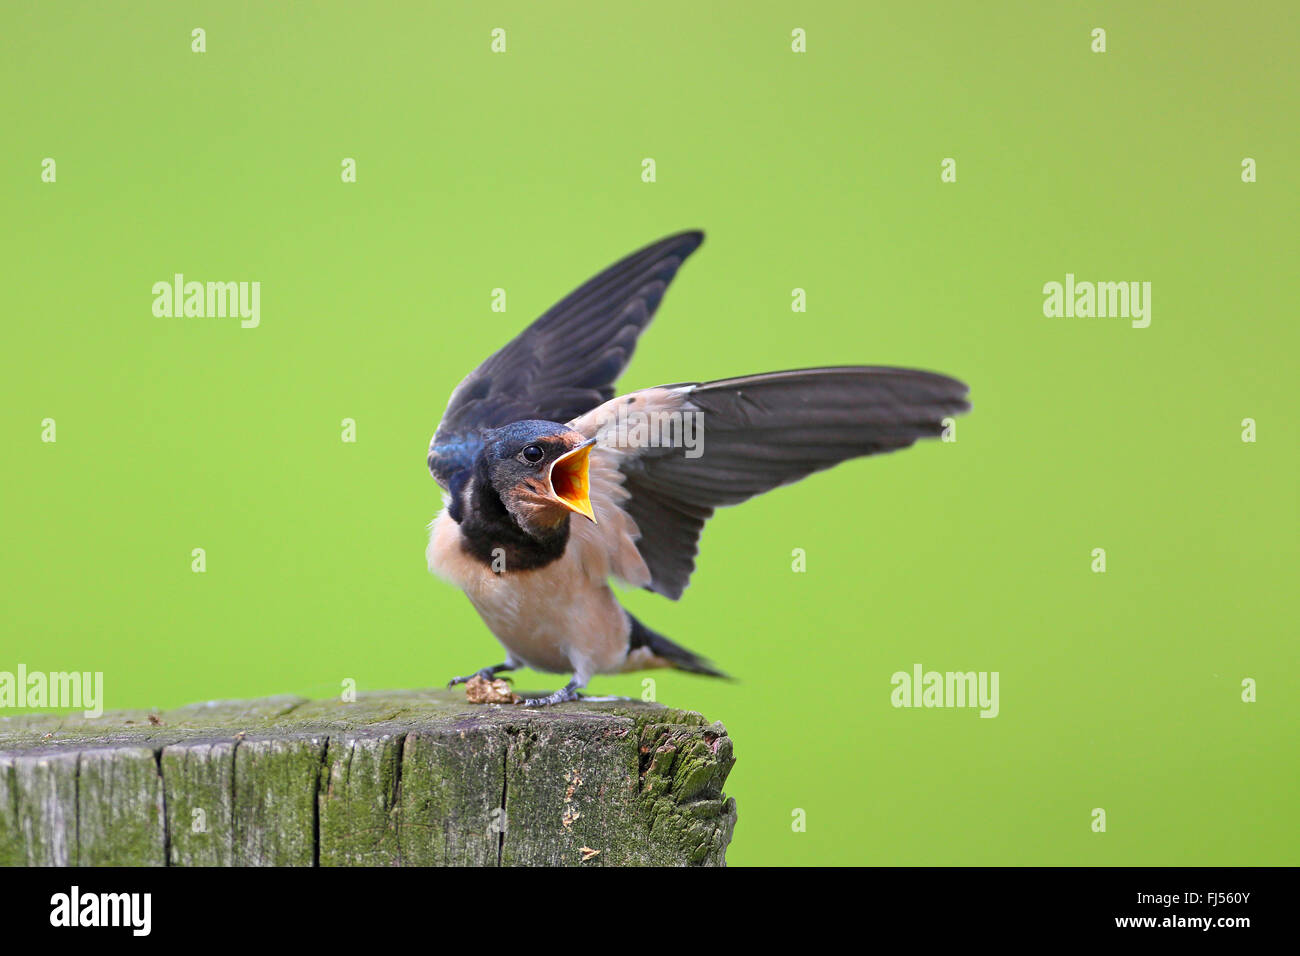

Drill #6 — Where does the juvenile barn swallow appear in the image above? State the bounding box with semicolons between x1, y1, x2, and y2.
428;232;969;705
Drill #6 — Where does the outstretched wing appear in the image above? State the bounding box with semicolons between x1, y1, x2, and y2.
428;231;705;491
570;367;971;599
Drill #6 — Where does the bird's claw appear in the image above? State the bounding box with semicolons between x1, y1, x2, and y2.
520;684;583;707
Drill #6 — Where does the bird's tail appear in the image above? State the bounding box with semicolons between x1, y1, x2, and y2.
623;613;728;678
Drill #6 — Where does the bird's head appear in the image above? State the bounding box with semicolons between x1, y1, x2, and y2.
478;421;597;537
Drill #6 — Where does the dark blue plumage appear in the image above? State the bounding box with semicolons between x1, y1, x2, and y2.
428;231;705;496
427;230;970;706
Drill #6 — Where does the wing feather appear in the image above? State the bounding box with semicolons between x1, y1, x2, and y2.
571;368;970;598
428;232;704;490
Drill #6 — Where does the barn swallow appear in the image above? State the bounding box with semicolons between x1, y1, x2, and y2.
428;232;969;705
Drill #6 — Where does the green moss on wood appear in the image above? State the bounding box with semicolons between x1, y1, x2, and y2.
0;689;737;866
77;747;167;866
162;741;237;866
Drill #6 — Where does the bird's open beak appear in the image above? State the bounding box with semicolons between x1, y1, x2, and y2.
547;438;597;523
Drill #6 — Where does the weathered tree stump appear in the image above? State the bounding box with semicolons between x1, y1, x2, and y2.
0;689;736;866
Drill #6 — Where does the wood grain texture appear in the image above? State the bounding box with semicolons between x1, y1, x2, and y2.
0;689;736;866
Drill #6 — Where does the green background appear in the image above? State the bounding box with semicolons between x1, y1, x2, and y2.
3;1;1296;866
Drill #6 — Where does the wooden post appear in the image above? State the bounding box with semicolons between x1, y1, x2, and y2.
0;689;736;866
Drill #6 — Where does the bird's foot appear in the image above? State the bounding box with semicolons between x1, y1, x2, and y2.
447;665;513;688
520;681;583;707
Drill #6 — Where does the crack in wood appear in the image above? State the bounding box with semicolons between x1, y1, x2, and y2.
1;690;736;866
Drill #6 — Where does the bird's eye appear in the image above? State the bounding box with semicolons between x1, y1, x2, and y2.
520;444;545;464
